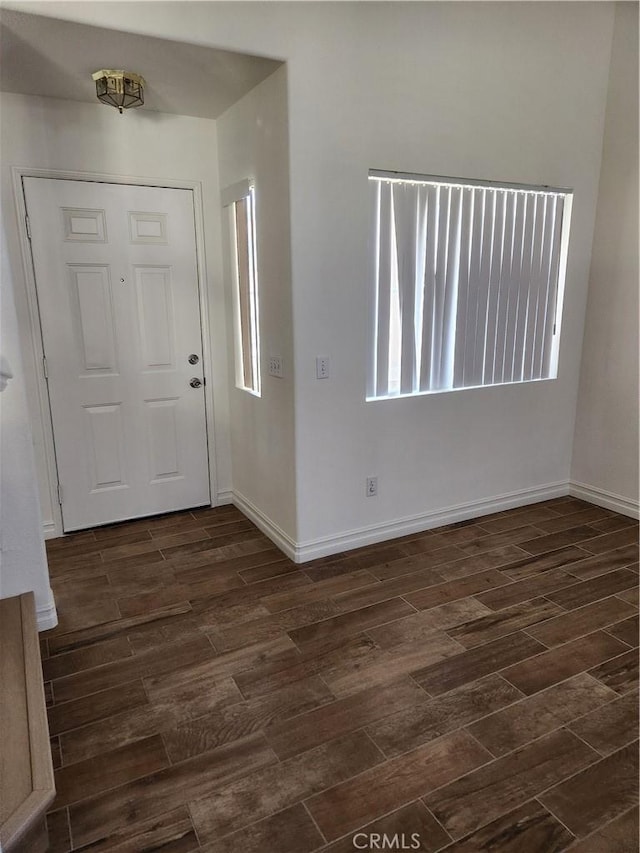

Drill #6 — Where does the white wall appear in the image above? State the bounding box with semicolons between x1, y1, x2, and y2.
216;67;296;542
3;3;621;558
0;93;232;535
285;3;614;552
0;220;57;628
571;2;639;516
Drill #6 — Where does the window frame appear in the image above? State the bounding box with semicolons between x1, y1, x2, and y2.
366;169;573;402
222;179;261;397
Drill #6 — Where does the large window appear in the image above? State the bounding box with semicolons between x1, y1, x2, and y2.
223;180;260;396
367;170;572;400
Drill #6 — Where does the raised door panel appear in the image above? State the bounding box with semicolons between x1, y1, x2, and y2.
68;265;118;374
145;398;182;483
134;267;175;370
83;404;128;493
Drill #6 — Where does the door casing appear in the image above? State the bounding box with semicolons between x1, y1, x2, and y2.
11;166;220;539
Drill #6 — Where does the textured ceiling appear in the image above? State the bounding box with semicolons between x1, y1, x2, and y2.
0;8;282;118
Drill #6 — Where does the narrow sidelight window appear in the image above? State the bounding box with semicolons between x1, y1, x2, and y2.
224;180;260;396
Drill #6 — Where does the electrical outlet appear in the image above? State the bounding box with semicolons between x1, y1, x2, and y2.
268;356;283;378
316;356;330;379
366;476;378;497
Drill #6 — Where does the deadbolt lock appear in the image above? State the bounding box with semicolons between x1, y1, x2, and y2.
189;377;203;389
188;354;199;365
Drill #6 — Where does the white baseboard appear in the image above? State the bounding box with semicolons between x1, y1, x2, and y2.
231;490;298;561
43;520;59;540
569;481;639;520
236;481;568;564
37;597;58;631
216;490;234;506
293;481;571;563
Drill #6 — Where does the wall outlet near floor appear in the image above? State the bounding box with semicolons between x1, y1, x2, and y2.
366;476;378;497
316;356;330;379
268;356;283;378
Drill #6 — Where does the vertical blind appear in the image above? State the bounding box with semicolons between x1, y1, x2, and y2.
368;173;571;399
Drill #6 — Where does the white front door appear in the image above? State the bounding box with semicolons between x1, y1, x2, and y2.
24;178;211;532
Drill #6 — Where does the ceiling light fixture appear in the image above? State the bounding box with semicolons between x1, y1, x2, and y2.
92;69;145;114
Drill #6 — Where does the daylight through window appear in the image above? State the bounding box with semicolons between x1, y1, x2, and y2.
225;182;260;396
367;171;572;400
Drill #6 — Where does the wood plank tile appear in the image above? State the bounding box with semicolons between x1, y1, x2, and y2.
565;807;639;853
199;803;323;853
617;586;639;607
579;526;639;555
589;648;639;694
501;631;629;695
126;612;205;653
48;679;149;736
318;801;451;853
413;632;545;696
454;526;549;558
606;614;639;647
53;734;169;808
266;677;428;759
52;635;216;703
68;806;199;853
117;584;195;618
287;597;415;651
467;673;616;756
539;741;639;837
569;690;639;755
59;676;241;765
546;569;638;610
405;569;511;611
69;733;277;848
323;631;464;698
519;525;601;556
306;730;491;842
475;568;582;611
52;575;121;633
474;505;561;533
50;735;61;769
589;515;638;534
46;602;192;655
497;545;588;581
424;729;598;839
106;562;178;597
261;570;377;613
367;674;523;758
561;544;639;579
162;676;334;762
435;546;530;582
239;558;298;583
368;599;492;648
162;533;269;561
189;730;385;841
446;597;563;648
437;799;574;853
102;529;211;562
42;635;132;681
46;808;71;853
233;633;377;700
208;599;351;652
366;546;468;581
331;566;446;611
534;506;611;533
526;596;637;647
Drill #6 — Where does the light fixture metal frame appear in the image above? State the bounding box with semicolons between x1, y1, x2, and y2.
92;69;146;114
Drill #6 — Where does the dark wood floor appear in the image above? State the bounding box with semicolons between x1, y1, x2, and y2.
41;497;639;853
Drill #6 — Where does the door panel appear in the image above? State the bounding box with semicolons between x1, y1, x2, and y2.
24;178;210;531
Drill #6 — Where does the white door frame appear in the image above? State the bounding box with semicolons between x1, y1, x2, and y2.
12;166;220;538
